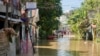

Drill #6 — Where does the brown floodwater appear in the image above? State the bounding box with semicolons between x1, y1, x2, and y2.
35;35;100;56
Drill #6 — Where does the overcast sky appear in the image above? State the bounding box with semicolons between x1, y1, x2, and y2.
61;0;84;13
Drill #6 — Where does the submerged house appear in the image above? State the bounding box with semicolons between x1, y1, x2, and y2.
0;1;22;56
0;0;40;56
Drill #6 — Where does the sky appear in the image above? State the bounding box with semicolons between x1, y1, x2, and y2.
61;0;84;13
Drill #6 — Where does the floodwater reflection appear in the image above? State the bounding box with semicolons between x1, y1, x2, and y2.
57;37;70;56
35;35;100;56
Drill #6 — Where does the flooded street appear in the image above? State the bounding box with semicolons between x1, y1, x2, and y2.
35;35;100;56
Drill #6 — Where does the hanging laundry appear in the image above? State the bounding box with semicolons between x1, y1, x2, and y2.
12;0;18;6
12;0;21;10
21;10;28;22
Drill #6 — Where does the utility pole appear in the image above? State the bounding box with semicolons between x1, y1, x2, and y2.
4;1;9;28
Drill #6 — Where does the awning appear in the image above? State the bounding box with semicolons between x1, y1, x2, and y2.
0;12;20;19
0;15;22;23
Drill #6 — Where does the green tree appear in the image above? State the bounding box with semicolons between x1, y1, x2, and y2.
37;0;62;39
68;0;100;39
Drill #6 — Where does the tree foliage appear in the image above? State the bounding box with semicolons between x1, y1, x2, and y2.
37;0;62;39
68;0;100;37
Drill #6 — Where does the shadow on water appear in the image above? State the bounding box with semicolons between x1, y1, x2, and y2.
37;40;56;46
38;48;57;56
